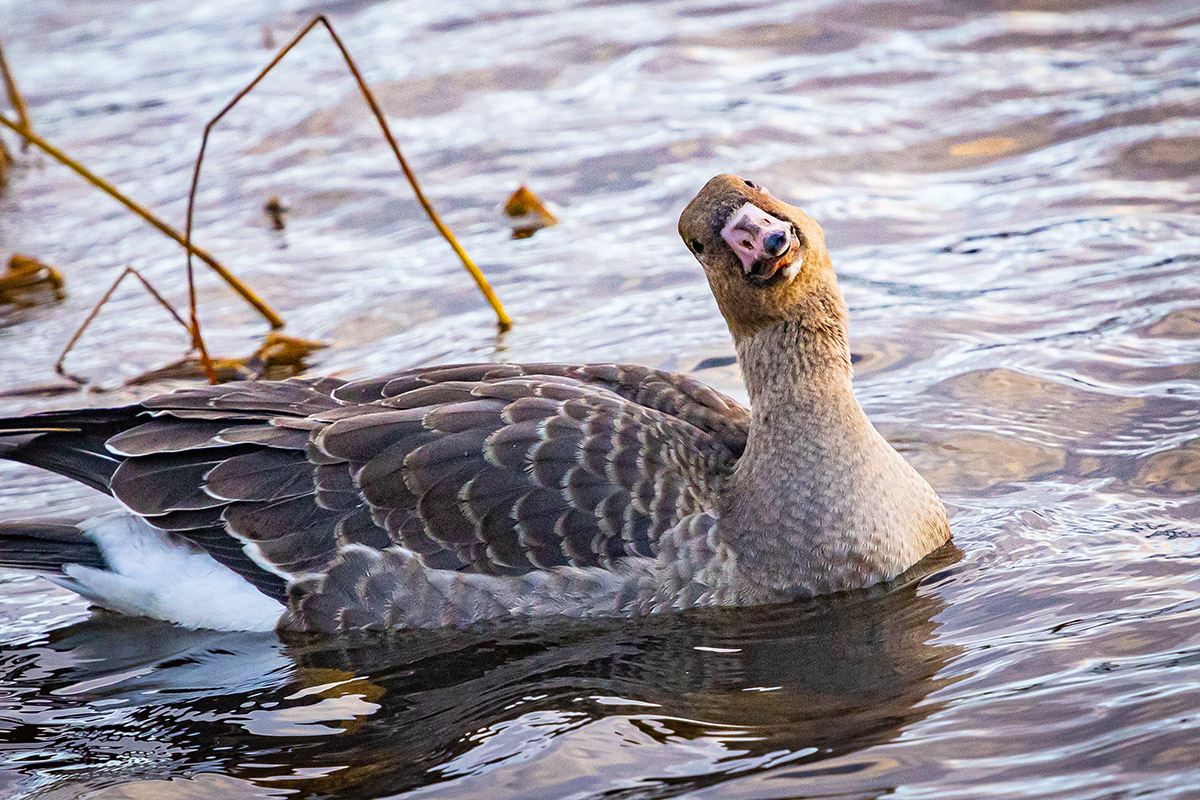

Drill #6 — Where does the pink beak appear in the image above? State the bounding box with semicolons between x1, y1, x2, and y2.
721;202;796;280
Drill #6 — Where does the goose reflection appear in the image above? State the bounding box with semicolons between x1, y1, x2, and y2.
10;560;958;799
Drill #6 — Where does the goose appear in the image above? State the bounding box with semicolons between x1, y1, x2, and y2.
0;174;951;633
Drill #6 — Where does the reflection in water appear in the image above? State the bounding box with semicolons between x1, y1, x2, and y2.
2;579;954;799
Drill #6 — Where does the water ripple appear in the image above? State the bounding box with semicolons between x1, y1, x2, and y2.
2;0;1200;797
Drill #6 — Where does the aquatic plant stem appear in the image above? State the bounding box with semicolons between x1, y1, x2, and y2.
0;114;285;334
54;266;193;385
186;14;512;334
0;39;32;144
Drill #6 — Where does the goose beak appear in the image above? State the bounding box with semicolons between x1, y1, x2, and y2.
721;202;798;283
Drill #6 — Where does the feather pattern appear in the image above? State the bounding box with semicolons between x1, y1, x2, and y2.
0;365;748;626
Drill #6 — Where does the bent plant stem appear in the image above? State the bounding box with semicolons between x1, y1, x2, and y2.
0;39;32;144
185;14;512;334
55;266;195;385
0;114;284;337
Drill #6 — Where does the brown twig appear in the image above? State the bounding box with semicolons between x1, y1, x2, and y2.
55;266;191;384
185;14;513;341
0;39;32;145
0;113;284;335
0;135;11;183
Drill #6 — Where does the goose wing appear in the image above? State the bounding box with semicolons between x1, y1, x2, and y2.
78;364;747;602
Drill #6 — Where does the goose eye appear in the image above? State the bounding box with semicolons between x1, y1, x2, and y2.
689;239;704;254
744;180;759;190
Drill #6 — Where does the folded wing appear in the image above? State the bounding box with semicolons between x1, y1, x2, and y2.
83;364;747;603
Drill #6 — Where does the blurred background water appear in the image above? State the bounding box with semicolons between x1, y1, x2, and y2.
1;0;1199;797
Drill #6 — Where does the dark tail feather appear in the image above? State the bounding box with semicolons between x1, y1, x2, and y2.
0;521;107;572
0;407;141;493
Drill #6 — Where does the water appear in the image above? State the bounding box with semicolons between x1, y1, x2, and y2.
1;0;1199;797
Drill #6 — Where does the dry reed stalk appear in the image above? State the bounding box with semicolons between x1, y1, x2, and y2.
54;266;191;384
53;265;325;388
0;33;280;386
185;13;513;352
0;39;32;144
7;19;512;390
0;136;11;184
0;114;285;334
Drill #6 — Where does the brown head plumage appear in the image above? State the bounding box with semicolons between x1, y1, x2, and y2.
679;174;841;339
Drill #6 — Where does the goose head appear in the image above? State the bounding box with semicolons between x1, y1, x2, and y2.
679;174;839;340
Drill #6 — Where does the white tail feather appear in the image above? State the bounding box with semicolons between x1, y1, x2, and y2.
47;512;284;632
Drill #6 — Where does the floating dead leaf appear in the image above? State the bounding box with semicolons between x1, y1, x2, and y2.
503;184;558;239
255;331;326;371
949;136;1018;159
0;253;66;306
126;332;327;386
264;195;288;230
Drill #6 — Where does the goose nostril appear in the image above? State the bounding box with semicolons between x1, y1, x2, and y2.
764;231;790;258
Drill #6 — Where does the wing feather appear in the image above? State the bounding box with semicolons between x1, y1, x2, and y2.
14;362;747;616
205;449;314;503
106;419;246;456
110;448;255;514
222;496;343;573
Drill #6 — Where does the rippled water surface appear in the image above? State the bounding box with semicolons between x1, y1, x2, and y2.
2;0;1200;797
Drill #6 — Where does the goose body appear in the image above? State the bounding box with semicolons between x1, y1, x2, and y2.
0;175;950;632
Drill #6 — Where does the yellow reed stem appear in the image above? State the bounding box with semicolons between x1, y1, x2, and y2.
187;14;512;332
0;113;285;330
0;39;32;141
